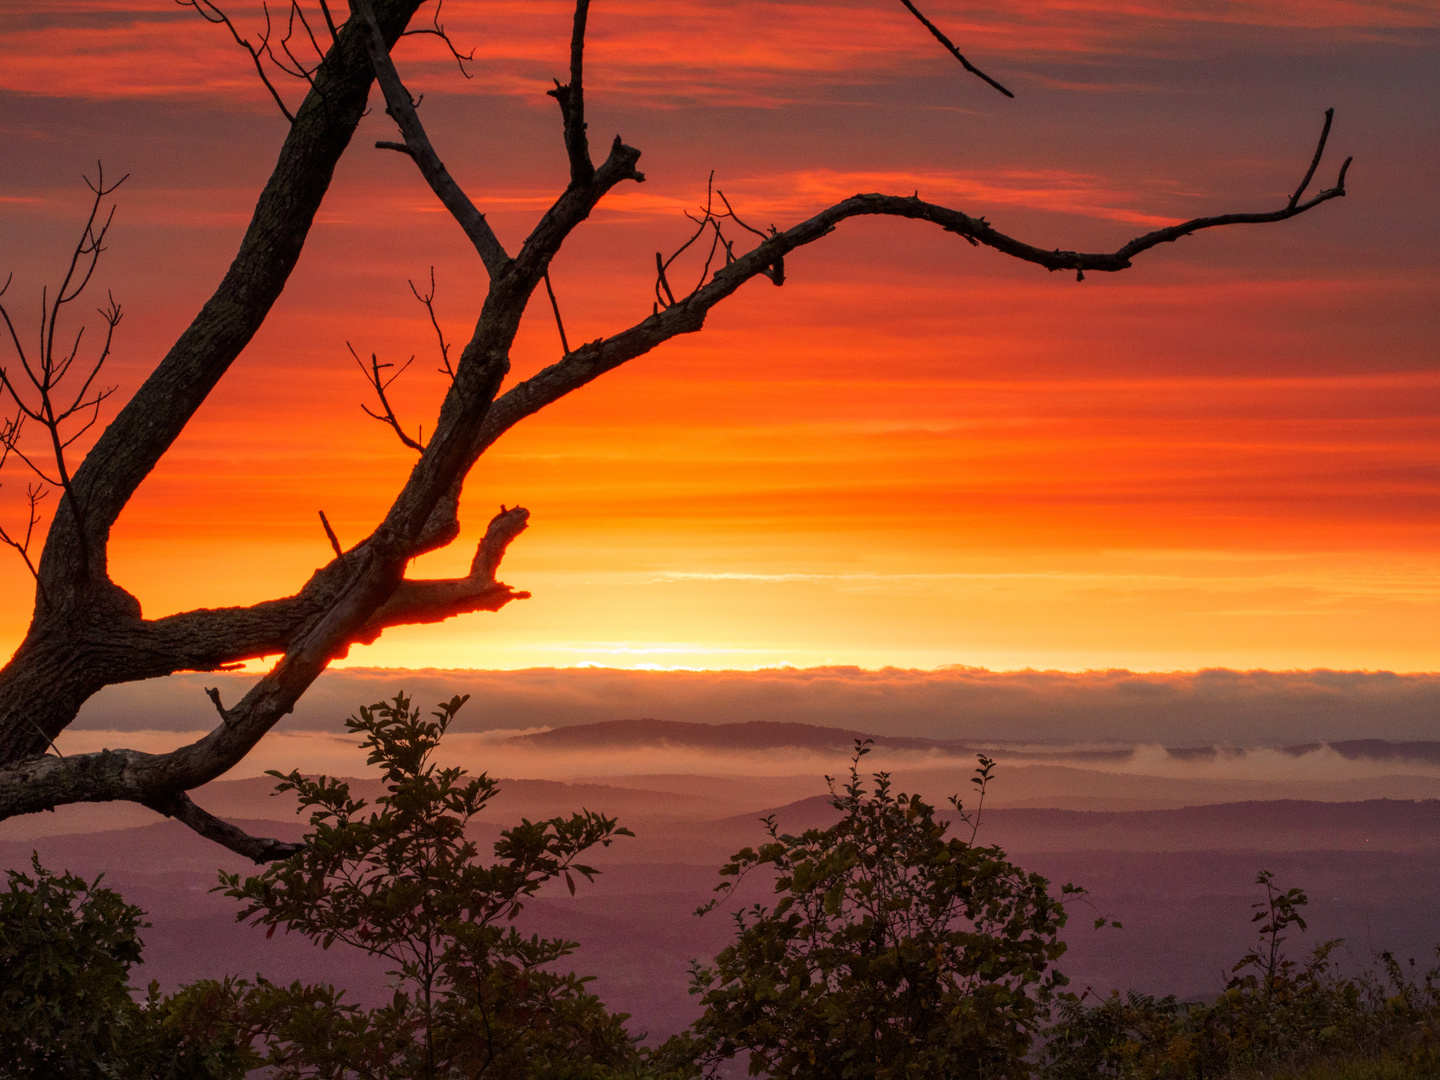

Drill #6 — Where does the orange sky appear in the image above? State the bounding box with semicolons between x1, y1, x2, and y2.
1;0;1438;672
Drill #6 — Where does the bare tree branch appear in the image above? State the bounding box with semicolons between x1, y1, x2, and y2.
0;166;126;576
399;0;474;78
0;504;530;842
144;789;305;863
0;0;1352;860
543;272;572;355
351;343;425;451
478;112;1348;450
0;2;426;770
548;0;595;186
410;269;457;379
318;509;343;557
897;0;1013;98
178;0;298;123
354;0;509;274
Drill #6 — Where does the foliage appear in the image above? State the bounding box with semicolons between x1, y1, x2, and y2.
1039;872;1440;1080
16;701;1440;1080
0;855;258;1080
218;693;641;1080
670;745;1077;1080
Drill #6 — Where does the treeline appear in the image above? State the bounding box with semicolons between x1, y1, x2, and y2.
2;696;1438;1080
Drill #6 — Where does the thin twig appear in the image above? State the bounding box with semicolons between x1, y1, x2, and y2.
0;165;126;573
178;0;297;123
316;0;338;41
27;718;64;760
408;269;455;379
897;0;1013;98
350;343;424;452
400;0;475;78
542;272;571;355
1289;107;1334;208
318;509;343;557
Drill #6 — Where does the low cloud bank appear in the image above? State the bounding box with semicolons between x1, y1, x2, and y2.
73;665;1440;745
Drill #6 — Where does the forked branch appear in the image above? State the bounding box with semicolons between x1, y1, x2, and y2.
0;0;1353;868
179;1;299;123
654;173;780;314
478;111;1349;450
0;167;126;572
351;343;424;451
0;506;531;861
410;269;457;379
399;0;474;77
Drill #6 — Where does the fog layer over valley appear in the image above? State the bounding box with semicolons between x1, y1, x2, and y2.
68;665;1440;743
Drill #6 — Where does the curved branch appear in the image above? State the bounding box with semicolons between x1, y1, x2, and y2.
476;112;1349;451
0;751;302;863
143;790;304;863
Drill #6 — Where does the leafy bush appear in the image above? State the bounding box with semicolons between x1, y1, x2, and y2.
669;746;1077;1080
0;855;256;1080
219;693;643;1080
12;707;1440;1080
1040;871;1440;1080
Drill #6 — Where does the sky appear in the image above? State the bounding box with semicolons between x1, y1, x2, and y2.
2;0;1438;674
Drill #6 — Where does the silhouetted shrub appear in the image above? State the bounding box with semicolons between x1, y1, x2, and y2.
219;693;643;1080
668;746;1080;1080
1040;872;1440;1080
0;856;256;1080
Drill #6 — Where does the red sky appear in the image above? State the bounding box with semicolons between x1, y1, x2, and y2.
1;0;1438;673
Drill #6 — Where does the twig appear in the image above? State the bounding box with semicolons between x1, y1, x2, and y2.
897;0;1013;98
0;165;126;573
543;271;571;355
1289;107;1334;209
408;269;455;379
400;0;475;78
177;0;297;123
27;719;64;760
654;174;785;307
350;343;424;452
316;0;338;41
318;510;343;557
